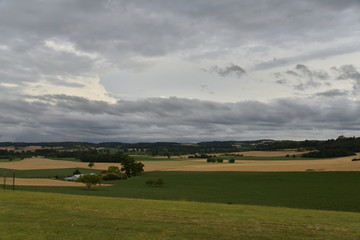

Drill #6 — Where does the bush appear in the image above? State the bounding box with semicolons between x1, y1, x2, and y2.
216;158;223;163
77;174;102;189
146;179;154;185
73;169;81;175
229;159;235;163
155;178;164;186
146;178;164;187
107;166;120;172
102;173;120;181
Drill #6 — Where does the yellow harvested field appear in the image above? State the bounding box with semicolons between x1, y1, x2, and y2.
0;146;45;151
1;152;360;187
1;154;360;172
143;154;360;172
3;178;111;187
0;157;118;170
239;151;307;157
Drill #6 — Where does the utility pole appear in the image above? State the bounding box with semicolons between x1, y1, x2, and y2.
12;172;15;191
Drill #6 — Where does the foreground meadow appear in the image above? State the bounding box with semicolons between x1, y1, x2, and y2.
1;191;360;240
1;151;360;239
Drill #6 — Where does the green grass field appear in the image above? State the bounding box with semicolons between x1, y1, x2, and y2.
9;171;360;213
1;191;360;240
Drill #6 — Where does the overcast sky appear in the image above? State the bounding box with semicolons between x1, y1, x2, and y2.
1;0;360;142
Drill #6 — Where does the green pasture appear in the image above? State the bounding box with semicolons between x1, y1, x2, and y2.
1;191;360;240
9;171;360;213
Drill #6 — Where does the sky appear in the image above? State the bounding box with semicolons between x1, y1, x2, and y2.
0;0;360;142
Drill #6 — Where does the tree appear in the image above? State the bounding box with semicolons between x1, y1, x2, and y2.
120;155;144;177
88;162;95;168
107;166;120;172
77;174;102;189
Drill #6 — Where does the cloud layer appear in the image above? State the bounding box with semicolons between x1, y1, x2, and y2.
0;1;359;141
0;94;359;142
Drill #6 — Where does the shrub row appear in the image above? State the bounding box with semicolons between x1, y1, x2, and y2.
207;158;235;163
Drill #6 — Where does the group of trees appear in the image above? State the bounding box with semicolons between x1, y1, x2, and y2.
206;158;235;163
0;140;261;158
302;136;359;158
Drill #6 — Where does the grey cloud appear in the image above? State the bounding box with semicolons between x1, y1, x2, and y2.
315;89;349;97
0;0;358;101
276;64;329;90
1;1;359;64
208;64;246;78
2;95;360;142
332;65;360;93
335;65;360;81
253;44;360;71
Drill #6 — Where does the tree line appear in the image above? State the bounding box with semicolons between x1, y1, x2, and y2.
302;136;359;158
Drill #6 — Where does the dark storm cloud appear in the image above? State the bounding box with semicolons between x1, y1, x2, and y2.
208;64;246;78
2;94;360;142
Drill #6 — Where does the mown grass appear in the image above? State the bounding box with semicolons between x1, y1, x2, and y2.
11;171;360;213
1;191;360;240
